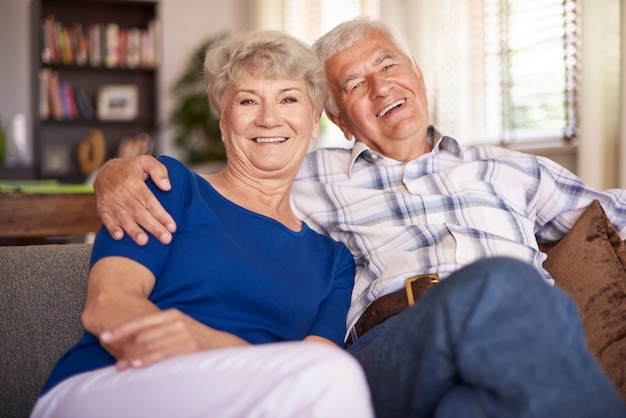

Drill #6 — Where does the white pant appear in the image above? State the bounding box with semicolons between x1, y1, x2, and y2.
31;341;373;418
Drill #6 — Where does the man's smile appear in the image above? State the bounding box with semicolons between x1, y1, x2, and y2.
376;99;406;118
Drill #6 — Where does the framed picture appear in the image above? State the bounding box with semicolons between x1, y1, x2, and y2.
97;84;139;121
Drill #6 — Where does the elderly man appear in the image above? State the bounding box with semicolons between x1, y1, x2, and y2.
93;18;626;417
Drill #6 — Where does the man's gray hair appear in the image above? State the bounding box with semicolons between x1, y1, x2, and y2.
312;17;413;116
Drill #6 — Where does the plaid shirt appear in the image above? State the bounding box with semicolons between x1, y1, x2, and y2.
292;128;626;329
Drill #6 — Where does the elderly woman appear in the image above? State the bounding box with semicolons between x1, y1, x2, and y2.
31;31;373;418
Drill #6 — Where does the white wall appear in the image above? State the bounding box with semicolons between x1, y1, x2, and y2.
578;0;621;190
157;0;249;159
0;0;31;165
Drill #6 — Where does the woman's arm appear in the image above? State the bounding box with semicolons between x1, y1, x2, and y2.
303;335;338;346
83;256;251;370
81;256;160;360
94;156;177;245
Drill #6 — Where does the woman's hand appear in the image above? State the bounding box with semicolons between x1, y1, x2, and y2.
94;156;177;245
100;309;250;370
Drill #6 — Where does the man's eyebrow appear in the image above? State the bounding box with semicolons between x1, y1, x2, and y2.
339;53;396;92
340;74;359;92
375;53;394;66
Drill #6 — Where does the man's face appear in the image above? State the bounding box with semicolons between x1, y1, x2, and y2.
324;31;430;161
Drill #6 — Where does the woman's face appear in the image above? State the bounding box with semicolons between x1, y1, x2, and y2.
219;72;319;179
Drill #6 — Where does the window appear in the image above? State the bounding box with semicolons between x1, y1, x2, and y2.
433;0;580;145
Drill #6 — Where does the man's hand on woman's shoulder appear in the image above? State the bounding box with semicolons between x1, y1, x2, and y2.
94;155;177;245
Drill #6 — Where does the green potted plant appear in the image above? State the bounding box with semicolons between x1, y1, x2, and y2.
169;35;227;164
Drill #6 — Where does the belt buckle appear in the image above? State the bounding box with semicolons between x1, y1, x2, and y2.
404;273;440;306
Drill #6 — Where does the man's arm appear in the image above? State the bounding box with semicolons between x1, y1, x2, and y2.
94;156;177;245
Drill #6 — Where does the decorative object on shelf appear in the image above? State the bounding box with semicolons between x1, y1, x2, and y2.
117;132;153;158
5;114;31;168
97;84;139;121
76;129;106;176
169;36;226;164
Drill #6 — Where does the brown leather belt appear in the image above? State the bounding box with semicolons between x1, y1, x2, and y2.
345;274;439;348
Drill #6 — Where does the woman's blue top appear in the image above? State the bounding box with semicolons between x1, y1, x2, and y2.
40;156;354;395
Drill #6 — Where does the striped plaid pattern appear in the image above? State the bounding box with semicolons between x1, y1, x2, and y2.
292;130;626;329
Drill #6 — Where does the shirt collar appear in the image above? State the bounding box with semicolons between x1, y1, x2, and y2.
347;125;464;176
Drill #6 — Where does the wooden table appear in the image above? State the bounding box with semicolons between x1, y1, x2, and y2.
0;192;101;243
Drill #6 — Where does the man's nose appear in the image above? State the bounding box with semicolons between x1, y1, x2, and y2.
369;75;391;99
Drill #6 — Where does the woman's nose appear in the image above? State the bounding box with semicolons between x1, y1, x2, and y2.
257;103;281;127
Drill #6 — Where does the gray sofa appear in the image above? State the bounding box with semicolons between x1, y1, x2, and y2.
0;243;92;418
2;205;625;418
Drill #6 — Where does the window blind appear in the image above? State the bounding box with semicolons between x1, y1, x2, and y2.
433;0;581;145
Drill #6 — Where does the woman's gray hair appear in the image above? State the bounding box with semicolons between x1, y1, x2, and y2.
203;30;328;119
312;17;413;116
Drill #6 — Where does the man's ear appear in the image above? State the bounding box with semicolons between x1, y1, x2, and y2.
326;112;353;141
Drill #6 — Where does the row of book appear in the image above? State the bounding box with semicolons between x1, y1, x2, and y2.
39;68;95;121
41;14;159;69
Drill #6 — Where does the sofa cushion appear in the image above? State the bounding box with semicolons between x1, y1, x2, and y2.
543;200;626;399
0;243;92;418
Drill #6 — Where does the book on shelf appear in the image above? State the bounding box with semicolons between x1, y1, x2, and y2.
61;82;78;120
39;68;95;121
39;68;50;119
74;87;95;120
48;70;64;120
41;14;159;69
105;23;119;68
73;23;88;66
126;28;141;68
88;23;102;67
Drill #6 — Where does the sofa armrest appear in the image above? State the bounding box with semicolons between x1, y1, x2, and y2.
0;243;92;418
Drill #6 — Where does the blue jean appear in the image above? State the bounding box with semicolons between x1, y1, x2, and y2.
347;257;626;418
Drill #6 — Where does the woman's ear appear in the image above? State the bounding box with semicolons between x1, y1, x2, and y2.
219;119;225;143
312;119;320;139
326;112;353;141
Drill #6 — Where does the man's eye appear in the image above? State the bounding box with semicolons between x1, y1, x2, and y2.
351;82;363;91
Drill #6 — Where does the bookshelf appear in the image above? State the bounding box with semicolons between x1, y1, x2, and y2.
30;0;159;183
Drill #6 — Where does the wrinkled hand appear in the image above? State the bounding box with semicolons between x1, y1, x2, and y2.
100;309;249;370
94;156;176;245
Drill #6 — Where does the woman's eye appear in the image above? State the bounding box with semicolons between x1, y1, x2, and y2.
240;99;256;105
383;64;394;71
282;96;298;104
